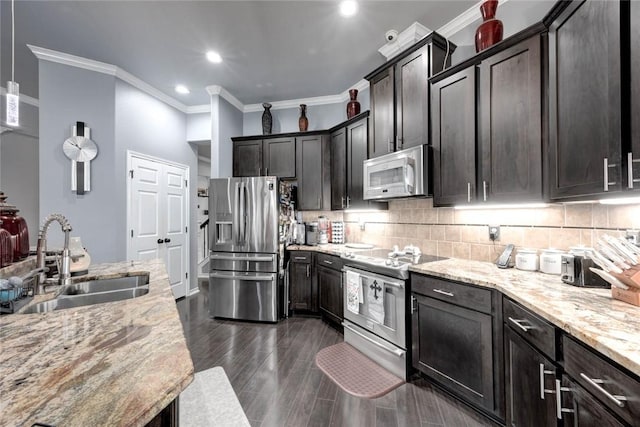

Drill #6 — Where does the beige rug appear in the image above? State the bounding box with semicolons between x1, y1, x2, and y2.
179;366;250;427
315;342;404;399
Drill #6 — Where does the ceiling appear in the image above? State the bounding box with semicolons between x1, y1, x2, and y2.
0;0;478;107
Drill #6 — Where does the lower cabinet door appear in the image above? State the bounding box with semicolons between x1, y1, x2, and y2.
559;376;626;427
290;262;312;311
504;327;557;427
318;265;343;324
412;293;495;412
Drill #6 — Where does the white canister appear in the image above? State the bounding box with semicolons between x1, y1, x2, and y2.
540;249;565;275
515;249;539;271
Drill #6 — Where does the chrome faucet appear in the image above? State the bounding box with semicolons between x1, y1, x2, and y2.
35;213;73;294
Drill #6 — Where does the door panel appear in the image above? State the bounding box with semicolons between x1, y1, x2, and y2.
131;157;163;261
233;140;262;177
330;128;347;210
264;137;296;178
243;177;278;253
370;69;395;158
297;135;324;210
347;118;369;209
164;164;188;298
397;47;430;150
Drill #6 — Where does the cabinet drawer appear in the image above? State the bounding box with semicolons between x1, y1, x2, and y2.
503;297;557;360
316;253;343;271
290;251;311;263
411;274;492;315
563;335;640;425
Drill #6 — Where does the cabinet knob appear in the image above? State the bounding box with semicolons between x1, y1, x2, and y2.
157;239;164;244
164;238;171;243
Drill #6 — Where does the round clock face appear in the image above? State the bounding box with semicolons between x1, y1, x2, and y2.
63;136;98;162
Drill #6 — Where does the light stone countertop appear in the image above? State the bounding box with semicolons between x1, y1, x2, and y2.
0;259;194;427
410;259;640;377
287;243;353;255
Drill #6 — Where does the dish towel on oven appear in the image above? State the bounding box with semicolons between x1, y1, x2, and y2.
346;270;362;314
367;279;385;324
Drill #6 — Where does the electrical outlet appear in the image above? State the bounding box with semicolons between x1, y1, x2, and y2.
488;225;500;241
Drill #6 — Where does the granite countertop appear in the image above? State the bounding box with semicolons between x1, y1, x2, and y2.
287;243;373;256
410;259;640;377
0;259;194;427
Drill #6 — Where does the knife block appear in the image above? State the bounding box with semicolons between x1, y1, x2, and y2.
612;287;640;306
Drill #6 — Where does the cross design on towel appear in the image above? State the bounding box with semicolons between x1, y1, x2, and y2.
370;280;382;300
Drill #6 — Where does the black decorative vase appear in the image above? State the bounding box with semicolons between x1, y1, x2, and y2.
262;103;272;135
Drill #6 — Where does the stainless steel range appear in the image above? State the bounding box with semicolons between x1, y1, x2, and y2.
341;246;443;379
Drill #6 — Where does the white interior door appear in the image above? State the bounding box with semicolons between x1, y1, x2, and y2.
128;153;189;299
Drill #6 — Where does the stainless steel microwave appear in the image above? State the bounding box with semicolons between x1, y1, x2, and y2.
363;145;430;200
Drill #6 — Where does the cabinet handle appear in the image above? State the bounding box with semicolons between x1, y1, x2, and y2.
508;317;533;332
341;197;345;209
539;364;555;400
265;168;269;176
432;288;454;297
579;373;627;408
294;256;307;260
467;182;471;203
346;196;351;208
411;296;417;314
306;264;310;277
157;239;164;244
342;322;404;357
604;158;617;191
483;181;488;201
555;379;575;420
323;260;333;265
628;152;640;189
164;238;171;243
388;141;393;153
259;167;262;176
397;136;403;150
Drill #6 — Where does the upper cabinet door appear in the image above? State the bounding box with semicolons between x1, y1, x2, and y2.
330;128;347;210
296;135;329;210
548;0;621;200
347;118;370;209
480;35;543;203
396;46;430;151
369;68;395;158
630;1;640;190
263;137;296;178
431;67;477;207
233;139;262;177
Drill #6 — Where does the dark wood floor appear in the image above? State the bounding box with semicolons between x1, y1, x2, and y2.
176;284;498;427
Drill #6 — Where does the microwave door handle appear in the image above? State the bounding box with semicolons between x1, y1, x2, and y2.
404;164;415;195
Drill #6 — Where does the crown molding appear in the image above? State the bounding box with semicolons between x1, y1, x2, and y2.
437;0;512;38
186;104;211;114
27;44;189;113
206;85;244;112
378;22;432;60
1;87;39;107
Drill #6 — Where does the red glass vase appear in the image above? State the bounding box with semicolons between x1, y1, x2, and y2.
298;104;308;132
346;89;361;119
475;0;503;52
0;192;30;262
0;226;13;268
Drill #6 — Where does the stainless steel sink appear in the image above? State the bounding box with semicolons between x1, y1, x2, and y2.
59;275;149;296
21;287;149;314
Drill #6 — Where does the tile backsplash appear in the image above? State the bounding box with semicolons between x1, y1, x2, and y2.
300;199;640;263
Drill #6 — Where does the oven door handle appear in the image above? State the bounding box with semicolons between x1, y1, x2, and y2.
342;322;404;357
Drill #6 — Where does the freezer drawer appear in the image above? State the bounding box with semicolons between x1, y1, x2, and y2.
210;252;277;273
209;270;278;322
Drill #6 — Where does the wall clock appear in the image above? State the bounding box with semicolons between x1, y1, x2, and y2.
63;121;98;194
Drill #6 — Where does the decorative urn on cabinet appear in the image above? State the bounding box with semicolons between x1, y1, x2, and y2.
475;0;503;52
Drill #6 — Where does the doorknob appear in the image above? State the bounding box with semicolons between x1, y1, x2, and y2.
157;239;164;244
164;238;171;243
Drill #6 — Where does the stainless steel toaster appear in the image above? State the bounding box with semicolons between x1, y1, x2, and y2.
561;254;610;288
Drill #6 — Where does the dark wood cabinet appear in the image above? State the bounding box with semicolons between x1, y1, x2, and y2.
232;137;295;178
369;68;395;158
431;66;478;206
630;0;640;190
504;327;557;427
559;376;626;427
548;0;622;200
411;275;501;418
480;35;543;203
232;139;262;177
264;137;296;178
330;128;347;210
296;135;330;210
289;252;316;312
317;264;342;326
396;46;430;151
367;35;453;159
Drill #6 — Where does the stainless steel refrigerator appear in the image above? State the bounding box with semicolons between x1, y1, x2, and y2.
208;176;281;322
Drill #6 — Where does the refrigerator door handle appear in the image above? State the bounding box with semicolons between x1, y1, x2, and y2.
238;182;245;245
240;182;248;245
233;181;240;245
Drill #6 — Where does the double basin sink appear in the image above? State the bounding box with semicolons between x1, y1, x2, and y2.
21;274;150;314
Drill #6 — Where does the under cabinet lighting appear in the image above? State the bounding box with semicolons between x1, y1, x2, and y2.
206;51;222;63
175;84;190;94
454;203;550;210
339;0;358;17
599;197;640;205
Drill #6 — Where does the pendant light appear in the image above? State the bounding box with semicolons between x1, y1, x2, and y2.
6;0;19;127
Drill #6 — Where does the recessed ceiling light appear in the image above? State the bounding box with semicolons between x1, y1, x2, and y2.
206;50;222;63
339;0;358;17
175;84;190;94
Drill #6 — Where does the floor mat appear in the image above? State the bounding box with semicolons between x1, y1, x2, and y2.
315;342;404;399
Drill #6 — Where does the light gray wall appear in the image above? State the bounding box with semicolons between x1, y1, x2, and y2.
0;131;39;246
115;79;198;292
187;112;211;142
39;61;118;262
218;97;242;178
